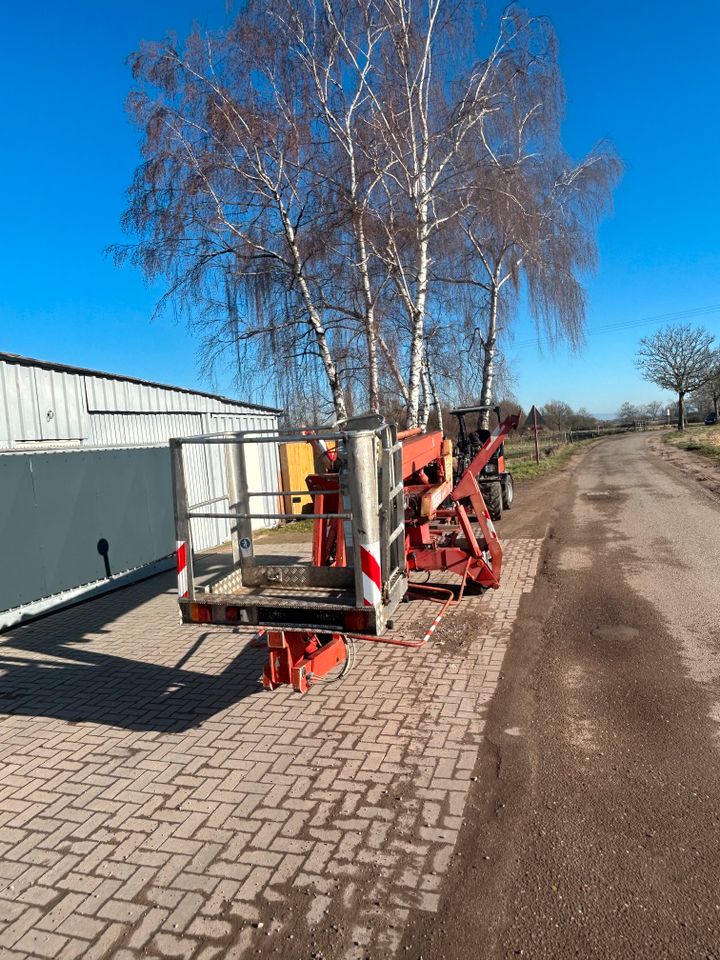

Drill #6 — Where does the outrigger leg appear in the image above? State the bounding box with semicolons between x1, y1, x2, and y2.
262;631;348;694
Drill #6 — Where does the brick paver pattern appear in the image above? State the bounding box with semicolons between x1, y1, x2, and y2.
0;539;541;960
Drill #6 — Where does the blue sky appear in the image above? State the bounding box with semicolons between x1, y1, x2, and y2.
1;1;719;417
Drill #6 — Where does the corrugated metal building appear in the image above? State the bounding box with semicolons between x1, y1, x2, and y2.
0;352;282;627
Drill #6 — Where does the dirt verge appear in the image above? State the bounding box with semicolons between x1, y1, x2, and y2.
647;434;720;503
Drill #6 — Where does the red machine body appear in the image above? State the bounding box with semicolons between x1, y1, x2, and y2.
250;413;517;693
401;414;519;588
262;630;347;694
304;413;519;588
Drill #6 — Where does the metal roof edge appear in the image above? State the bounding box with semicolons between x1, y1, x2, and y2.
0;351;283;414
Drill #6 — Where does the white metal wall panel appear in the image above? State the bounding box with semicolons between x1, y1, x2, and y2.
87;410;281;547
209;413;282;533
0;355;282;625
0;357;281;551
0;361;42;443
184;438;227;550
84;373;273;418
34;367;90;441
86;412;205;447
86;376;218;415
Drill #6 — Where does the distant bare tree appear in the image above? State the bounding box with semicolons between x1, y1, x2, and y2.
571;407;598;430
691;366;720;419
541;399;574;432
644;399;664;422
617;401;641;428
636;325;717;431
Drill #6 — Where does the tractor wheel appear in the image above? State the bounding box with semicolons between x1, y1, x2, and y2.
485;481;503;522
502;473;514;510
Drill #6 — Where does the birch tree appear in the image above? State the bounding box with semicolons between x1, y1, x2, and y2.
440;13;621;427
270;1;531;425
644;400;665;422
113;16;349;419
269;0;390;412
361;3;528;427
116;3;620;427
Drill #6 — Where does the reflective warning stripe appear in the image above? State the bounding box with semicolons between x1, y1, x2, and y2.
315;437;337;464
177;541;189;598
360;540;382;607
483;510;498;541
482;424;504;450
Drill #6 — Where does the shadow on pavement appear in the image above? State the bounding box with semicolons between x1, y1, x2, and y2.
0;566;267;733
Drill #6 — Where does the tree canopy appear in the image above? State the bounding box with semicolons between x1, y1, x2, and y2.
636;324;718;430
114;1;621;425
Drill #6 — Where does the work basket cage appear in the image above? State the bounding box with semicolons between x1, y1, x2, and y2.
170;413;408;635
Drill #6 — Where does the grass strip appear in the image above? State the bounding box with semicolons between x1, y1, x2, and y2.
663;424;720;461
506;437;599;480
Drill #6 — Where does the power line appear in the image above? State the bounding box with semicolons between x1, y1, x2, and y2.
512;303;720;351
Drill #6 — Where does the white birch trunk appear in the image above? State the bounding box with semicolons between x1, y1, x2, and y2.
344;110;379;412
479;281;499;430
276;193;347;421
426;357;443;432
406;199;430;428
418;359;430;429
354;208;379;412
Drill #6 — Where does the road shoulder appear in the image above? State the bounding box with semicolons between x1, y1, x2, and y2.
401;432;720;960
647;432;720;504
398;439;599;959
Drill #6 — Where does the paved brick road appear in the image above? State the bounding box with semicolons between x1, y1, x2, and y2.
0;539;540;960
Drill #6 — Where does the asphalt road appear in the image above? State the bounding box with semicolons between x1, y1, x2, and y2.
403;432;720;960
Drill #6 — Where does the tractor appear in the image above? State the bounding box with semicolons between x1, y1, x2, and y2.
451;405;514;521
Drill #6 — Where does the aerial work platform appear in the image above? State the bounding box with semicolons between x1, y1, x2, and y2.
170;410;518;692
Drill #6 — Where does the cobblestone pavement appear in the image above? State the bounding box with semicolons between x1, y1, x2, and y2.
0;539;541;960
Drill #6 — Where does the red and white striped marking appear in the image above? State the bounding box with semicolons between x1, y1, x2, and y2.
481;423;504;450
360;540;382;607
315;436;337;465
420;605;448;644
302;430;338;466
483;509;498;540
177;541;189;598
